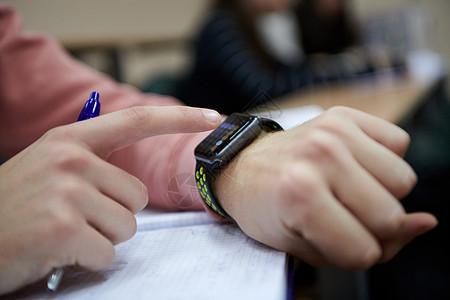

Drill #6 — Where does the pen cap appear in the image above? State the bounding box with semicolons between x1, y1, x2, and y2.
77;91;101;121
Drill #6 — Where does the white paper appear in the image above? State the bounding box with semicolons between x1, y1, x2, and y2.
254;105;324;130
8;211;287;300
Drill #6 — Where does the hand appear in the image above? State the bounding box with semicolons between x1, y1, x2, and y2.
0;106;221;295
215;106;437;270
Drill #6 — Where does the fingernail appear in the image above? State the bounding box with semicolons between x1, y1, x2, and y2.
201;109;221;123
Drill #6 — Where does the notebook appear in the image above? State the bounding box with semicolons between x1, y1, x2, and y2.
7;211;289;300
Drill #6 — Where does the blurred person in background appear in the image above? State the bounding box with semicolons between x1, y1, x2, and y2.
174;0;396;114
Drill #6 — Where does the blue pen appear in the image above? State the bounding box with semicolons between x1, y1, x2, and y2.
47;91;101;292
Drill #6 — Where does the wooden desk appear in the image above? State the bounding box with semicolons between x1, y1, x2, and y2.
274;74;436;125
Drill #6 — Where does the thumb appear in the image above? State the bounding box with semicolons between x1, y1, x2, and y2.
73;105;221;158
378;212;438;263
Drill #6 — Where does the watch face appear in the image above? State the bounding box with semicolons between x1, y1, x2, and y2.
195;113;259;160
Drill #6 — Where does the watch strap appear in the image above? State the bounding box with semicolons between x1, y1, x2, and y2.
195;160;231;218
259;116;283;132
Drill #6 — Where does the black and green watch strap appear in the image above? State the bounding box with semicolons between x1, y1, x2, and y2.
258;116;283;132
195;160;230;218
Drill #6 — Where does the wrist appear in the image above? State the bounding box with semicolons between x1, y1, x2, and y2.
213;131;274;220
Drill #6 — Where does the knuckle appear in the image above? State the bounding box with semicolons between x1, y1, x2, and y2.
379;210;404;235
136;183;149;212
39;128;93;173
45;205;82;241
301;132;340;162
41;126;75;142
345;245;381;270
275;166;322;225
119;214;138;243
392;129;411;154
121;106;151;129
125;178;148;214
51;148;90;173
175;105;192;119
396;128;411;147
327;105;354;116
314;112;352;138
53;176;86;200
111;212;137;245
394;169;417;198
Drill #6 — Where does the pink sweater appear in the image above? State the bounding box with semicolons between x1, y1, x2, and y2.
0;5;214;214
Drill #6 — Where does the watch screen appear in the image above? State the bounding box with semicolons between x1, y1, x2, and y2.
195;114;258;158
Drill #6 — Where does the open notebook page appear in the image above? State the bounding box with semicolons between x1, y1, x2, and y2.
7;211;287;300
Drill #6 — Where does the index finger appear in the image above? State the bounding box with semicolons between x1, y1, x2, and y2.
73;106;221;158
327;106;411;157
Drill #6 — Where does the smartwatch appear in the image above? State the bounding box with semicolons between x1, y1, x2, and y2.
194;113;283;219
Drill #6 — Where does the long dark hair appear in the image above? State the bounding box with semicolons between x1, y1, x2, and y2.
213;0;358;65
213;0;282;69
296;0;359;54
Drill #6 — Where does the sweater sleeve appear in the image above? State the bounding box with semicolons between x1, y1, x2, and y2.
0;4;218;214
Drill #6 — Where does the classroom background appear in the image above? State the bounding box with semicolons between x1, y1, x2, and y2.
4;0;450;90
4;1;449;299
